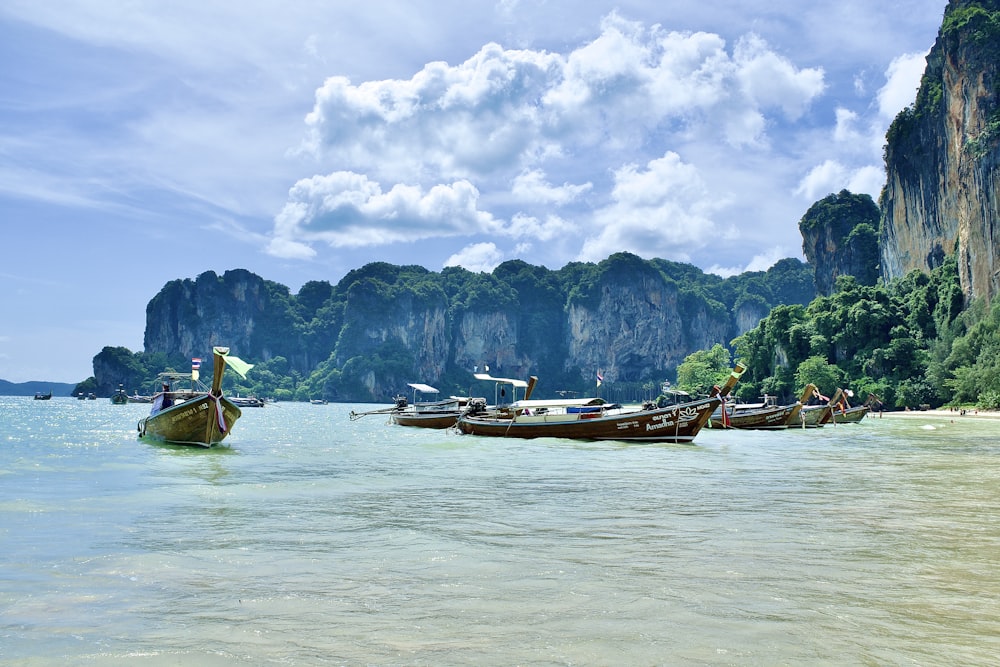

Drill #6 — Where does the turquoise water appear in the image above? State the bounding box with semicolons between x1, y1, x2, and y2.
2;397;998;665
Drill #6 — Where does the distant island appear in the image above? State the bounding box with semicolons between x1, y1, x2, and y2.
0;379;78;397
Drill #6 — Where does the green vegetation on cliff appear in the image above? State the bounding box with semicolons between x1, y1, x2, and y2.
91;255;815;401
727;253;980;409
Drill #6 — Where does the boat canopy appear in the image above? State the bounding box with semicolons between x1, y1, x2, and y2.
511;398;606;409
473;373;529;388
407;383;439;394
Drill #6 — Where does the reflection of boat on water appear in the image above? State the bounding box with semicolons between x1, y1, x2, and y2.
137;347;253;448
455;366;743;443
111;384;128;404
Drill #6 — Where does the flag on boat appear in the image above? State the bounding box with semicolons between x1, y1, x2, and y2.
596;370;604;387
192;358;202;369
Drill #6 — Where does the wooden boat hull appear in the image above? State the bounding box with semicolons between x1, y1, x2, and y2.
798;405;834;427
392;411;461;429
710;403;797;429
137;394;242;447
456;397;720;443
833;406;869;423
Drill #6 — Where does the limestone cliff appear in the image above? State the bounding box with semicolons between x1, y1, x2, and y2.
130;255;814;401
881;0;1000;302
799;191;881;296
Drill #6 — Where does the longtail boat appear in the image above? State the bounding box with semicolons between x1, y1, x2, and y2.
711;382;816;430
111;384;128;404
137;347;253;447
349;382;473;429
832;389;870;423
798;388;843;428
456;364;745;443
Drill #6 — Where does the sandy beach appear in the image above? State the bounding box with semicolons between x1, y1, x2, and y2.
877;408;1000;420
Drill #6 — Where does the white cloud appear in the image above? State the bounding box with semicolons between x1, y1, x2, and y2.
878;51;929;120
511;169;592;205
444;242;504;272
733;34;826;121
795;159;849;201
266;172;501;256
579;151;726;262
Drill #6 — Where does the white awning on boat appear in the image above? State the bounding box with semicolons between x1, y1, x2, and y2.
473;373;529;388
511;398;605;409
407;383;439;394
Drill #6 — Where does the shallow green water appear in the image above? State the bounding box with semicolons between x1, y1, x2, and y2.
2;397;998;665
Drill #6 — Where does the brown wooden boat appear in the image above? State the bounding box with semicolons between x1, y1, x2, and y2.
797;388;843;428
456;364;744;443
710;402;797;429
831;389;870;423
137;347;253;447
350;383;469;429
457;395;721;442
833;405;870;423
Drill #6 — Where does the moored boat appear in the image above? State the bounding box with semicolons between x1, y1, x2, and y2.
350;382;471;428
833;405;870;423
392;383;468;429
457;394;721;442
711;383;816;430
831;389;870;423
455;364;744;443
798;388;843;428
111;384;128;404
33;390;52;400
137;347;253;447
710;401;797;429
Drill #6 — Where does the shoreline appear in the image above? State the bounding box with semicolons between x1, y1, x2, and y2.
876;408;1000;420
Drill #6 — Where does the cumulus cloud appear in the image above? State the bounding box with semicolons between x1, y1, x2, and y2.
798;49;928;204
878;51;928;120
266;172;500;256
578;151;726;262
707;245;790;277
274;12;829;263
444;242;505;272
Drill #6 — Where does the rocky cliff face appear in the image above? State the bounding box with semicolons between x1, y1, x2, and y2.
881;0;1000;302
133;254;814;401
144;269;304;365
800;191;881;296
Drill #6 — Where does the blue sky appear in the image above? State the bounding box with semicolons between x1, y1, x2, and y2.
0;0;946;383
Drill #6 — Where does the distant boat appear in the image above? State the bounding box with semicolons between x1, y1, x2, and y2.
128;393;153;404
33;390;52;400
310;398;328;405
111;384;128;405
137;347;253;447
230;395;265;408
